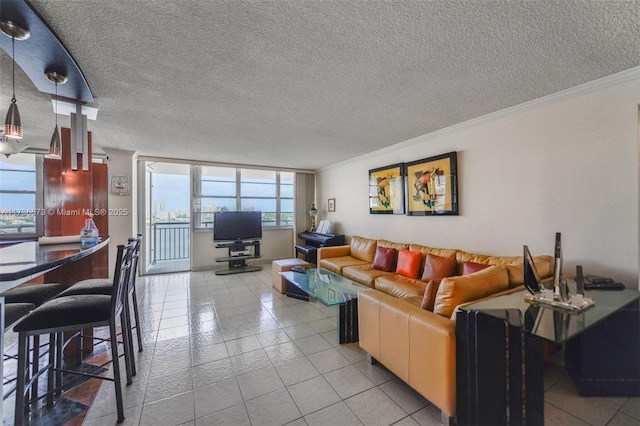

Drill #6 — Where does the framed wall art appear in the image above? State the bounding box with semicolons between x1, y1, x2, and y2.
369;163;405;214
328;198;336;212
405;152;458;215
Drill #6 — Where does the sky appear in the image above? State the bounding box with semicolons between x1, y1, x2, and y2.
152;174;190;212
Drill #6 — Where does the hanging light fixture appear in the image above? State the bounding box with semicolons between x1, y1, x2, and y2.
1;20;30;139
45;71;68;157
0;134;28;157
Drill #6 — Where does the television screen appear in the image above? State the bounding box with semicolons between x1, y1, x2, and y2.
213;211;262;242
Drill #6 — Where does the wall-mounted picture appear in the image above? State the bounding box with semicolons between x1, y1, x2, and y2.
328;198;336;212
369;163;405;214
405;151;458;215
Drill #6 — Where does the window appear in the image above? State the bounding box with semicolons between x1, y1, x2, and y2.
0;154;42;238
193;166;236;228
193;166;294;229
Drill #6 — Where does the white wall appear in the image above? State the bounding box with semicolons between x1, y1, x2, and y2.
317;73;640;287
191;228;295;271
102;148;136;271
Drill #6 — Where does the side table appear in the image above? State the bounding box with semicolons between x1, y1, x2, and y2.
456;284;640;426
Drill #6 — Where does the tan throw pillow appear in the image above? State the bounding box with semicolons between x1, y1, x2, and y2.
462;261;491;275
421;254;456;282
433;266;509;318
420;279;442;312
396;249;423;279
372;246;398;272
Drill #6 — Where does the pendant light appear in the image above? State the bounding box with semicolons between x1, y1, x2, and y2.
0;134;28;158
0;20;30;139
45;71;68;157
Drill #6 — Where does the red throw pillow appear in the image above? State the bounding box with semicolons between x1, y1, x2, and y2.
421;279;442;311
462;261;491;275
421;254;456;282
396;250;422;279
372;246;398;272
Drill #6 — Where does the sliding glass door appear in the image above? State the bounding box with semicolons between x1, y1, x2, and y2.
141;161;191;274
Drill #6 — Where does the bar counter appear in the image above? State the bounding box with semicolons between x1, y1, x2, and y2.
0;238;110;291
0;237;110;420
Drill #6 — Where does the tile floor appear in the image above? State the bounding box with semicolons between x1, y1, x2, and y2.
5;267;640;425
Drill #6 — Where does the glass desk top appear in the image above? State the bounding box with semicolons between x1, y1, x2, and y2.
460;281;639;344
280;268;368;306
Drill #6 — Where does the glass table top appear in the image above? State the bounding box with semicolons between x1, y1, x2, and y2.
460;281;639;344
280;268;368;306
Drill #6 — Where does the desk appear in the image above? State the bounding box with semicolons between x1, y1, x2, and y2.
0;238;109;420
457;285;640;426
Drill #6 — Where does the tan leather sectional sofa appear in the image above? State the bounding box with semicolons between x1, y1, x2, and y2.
317;236;553;420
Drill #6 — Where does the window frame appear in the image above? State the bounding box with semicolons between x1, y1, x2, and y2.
192;165;295;230
0;154;43;240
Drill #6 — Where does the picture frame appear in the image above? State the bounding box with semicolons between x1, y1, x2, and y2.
328;198;336;212
369;163;405;214
405;151;458;215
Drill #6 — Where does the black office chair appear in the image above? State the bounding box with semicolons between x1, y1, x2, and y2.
13;242;135;425
57;234;143;374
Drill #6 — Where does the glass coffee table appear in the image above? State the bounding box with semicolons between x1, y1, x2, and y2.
279;268;368;343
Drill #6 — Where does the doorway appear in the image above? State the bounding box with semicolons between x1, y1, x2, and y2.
140;161;191;274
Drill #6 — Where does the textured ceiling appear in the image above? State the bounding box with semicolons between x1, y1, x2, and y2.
1;1;639;170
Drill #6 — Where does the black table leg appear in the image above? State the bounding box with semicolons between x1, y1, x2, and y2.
339;296;359;344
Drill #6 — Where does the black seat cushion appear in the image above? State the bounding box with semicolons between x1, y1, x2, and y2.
4;303;35;331
14;294;111;333
58;278;112;297
1;284;68;306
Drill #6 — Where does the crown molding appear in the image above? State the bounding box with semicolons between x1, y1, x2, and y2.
321;66;640;172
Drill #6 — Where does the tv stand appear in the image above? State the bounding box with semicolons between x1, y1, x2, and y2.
214;240;262;275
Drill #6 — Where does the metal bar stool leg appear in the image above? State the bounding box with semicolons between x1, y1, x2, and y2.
109;321;125;423
131;288;143;352
30;335;39;410
46;333;55;407
15;332;28;426
123;298;136;377
55;332;63;396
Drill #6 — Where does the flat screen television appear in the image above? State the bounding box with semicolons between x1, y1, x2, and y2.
213;211;262;242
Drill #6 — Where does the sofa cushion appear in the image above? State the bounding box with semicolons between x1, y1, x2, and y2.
462;261;491;275
374;275;427;303
434;266;509;318
342;264;395;288
420;279;442;311
372;247;398;272
421;254;456;282
456;251;554;287
378;239;409;251
396;250;422;278
350;236;378;262
409;244;458;273
319;256;370;274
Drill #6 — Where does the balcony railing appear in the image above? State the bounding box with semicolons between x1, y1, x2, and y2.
0;224;36;234
151;222;189;263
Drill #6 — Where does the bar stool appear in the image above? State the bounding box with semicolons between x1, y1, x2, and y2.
3;303;36;401
0;284;67;404
13;242;135;425
56;234;143;373
0;284;68;307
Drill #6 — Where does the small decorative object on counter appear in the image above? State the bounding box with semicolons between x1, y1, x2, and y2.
80;214;99;246
523;233;594;314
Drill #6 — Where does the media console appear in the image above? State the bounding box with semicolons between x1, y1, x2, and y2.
214;240;262;275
